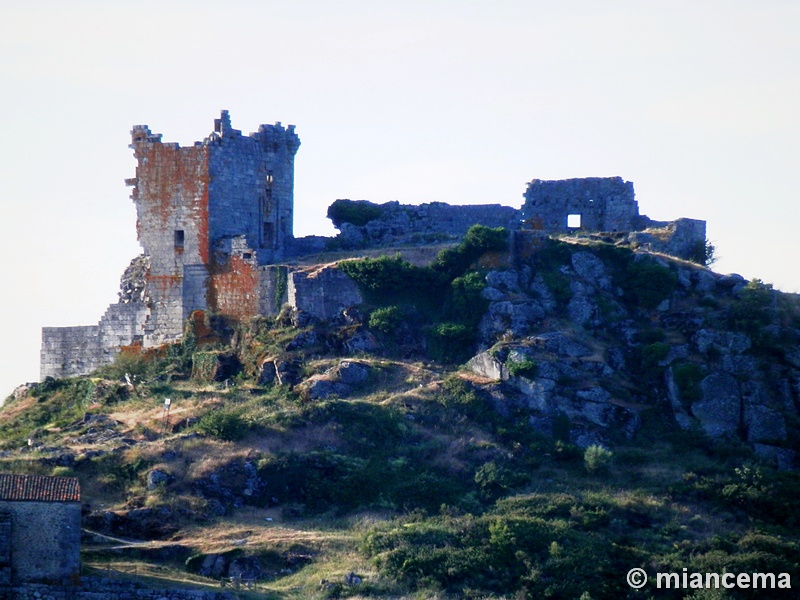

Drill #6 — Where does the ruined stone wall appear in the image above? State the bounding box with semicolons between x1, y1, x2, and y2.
331;200;520;249
0;500;80;583
520;177;638;232
128;125;212;346
207;111;299;263
40;113;302;379
40;300;150;379
259;265;290;317
629;217;708;260
209;254;261;320
40;326;101;379
288;265;363;320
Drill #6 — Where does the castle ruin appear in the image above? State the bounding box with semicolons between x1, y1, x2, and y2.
40;112;706;379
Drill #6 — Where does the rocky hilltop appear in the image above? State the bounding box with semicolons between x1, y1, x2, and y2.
6;226;800;598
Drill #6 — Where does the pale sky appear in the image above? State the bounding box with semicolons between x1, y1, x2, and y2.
1;0;799;398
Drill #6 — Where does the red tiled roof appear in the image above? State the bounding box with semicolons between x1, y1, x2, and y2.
0;474;80;502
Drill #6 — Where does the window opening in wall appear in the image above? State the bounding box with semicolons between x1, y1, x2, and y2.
242;253;252;260
174;230;185;249
567;214;582;228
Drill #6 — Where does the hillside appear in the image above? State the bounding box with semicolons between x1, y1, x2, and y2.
4;229;800;599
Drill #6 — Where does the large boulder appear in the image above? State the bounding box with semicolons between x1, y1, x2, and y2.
744;405;787;443
692;329;751;356
467;351;505;380
258;357;303;387
330;360;373;385
146;468;173;491
571;251;607;283
479;299;545;342
691;371;741;438
567;281;596;327
530;331;593;358
300;376;352;400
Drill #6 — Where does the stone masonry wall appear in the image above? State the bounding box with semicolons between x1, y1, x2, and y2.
288;265;363;321
259;265;290;317
41;302;149;379
520;177;639;232
207;111;299;264
0;512;10;588
41;326;101;379
128;125;211;347
9;577;233;600
0;500;80;583
332;200;520;249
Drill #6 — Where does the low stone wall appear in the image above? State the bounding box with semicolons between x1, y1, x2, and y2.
331;199;520;249
288;265;363;321
9;577;233;600
41;300;149;379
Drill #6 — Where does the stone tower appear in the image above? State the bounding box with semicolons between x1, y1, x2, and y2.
41;112;300;377
127;110;300;345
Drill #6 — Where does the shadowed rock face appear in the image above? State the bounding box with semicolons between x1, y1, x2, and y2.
463;244;798;465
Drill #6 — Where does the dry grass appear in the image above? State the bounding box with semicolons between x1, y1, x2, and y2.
288;243;455;268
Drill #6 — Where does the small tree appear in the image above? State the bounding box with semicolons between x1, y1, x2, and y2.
584;444;613;473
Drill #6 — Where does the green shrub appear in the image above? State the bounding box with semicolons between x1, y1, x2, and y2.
97;350;151;381
273;265;288;308
196;408;249;441
427;322;474;363
637;327;666;344
368;305;404;334
447;271;488;328
339;226;506;362
327;199;384;227
535;238;574;270
437;376;493;423
619;258;677;309
673;362;704;403
474;461;530;499
588;244;677;310
688;238;717;266
540;270;573;305
729;278;774;334
584;444;613;473
588;242;634;272
506;357;539;378
641;342;670;373
339;254;433;302
431;225;508;279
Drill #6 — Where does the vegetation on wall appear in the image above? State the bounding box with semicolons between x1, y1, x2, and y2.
327;199;385;227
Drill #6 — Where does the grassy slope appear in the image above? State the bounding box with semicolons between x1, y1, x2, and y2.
3;236;800;599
